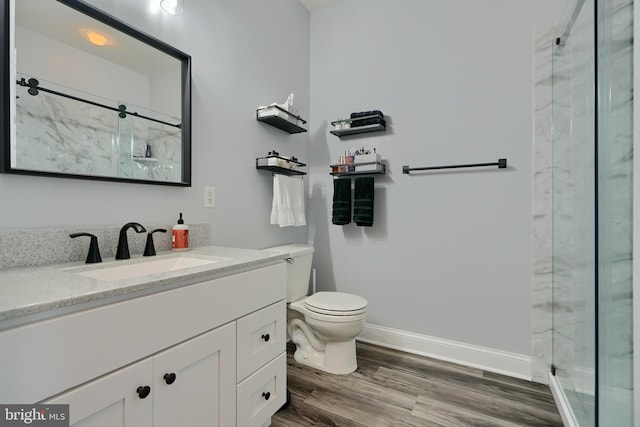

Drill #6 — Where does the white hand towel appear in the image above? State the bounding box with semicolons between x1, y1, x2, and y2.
270;174;289;226
271;175;305;227
271;174;294;226
291;176;306;226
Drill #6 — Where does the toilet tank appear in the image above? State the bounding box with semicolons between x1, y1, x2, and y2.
263;244;314;302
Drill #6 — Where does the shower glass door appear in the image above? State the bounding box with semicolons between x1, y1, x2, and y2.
552;0;634;425
552;0;596;425
595;0;633;424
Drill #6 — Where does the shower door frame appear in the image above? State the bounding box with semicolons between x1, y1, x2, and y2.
633;2;640;423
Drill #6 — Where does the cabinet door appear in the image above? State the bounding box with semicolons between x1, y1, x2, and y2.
43;358;153;427
153;322;236;427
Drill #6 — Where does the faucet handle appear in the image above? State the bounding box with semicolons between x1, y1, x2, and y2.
143;229;168;257
70;232;102;264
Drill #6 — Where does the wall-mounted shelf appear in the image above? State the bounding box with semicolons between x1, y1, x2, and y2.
330;112;386;137
257;154;307;176
133;156;158;164
329;161;385;176
257;105;307;134
330;123;386;137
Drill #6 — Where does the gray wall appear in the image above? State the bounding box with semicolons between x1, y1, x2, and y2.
307;0;565;355
3;0;569;359
1;0;310;250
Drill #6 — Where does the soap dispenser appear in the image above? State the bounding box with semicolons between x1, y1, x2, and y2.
172;212;189;251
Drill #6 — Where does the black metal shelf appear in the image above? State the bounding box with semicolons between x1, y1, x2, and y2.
329;161;385;177
256;155;307;176
330;123;386;137
257;105;307;134
257;165;306;176
330;113;386;137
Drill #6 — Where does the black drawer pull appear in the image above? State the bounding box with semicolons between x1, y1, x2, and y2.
137;385;151;399
261;333;270;342
164;372;177;385
262;391;271;400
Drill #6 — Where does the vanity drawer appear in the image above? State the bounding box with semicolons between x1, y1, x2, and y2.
237;300;286;381
237;352;286;427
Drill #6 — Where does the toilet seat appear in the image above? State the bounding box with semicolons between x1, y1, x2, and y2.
303;292;368;316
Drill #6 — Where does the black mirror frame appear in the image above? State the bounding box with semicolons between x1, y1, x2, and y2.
0;0;192;187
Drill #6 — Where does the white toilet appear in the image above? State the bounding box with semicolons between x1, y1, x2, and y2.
264;244;368;375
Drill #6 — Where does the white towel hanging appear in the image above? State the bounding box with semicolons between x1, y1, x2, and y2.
271;174;306;227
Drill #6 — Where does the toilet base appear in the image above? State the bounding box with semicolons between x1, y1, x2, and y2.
293;338;358;375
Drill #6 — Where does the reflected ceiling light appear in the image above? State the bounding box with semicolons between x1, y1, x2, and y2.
83;31;110;46
160;0;184;15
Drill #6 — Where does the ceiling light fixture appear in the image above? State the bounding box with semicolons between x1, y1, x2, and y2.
160;0;184;15
83;31;110;46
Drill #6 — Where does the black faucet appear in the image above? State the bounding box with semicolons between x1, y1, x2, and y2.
144;229;168;256
70;232;102;263
115;222;147;260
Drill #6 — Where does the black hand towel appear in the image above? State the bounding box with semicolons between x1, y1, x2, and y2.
332;178;351;225
353;177;375;226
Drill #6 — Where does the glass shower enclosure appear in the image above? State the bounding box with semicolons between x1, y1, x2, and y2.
551;0;633;425
14;76;182;183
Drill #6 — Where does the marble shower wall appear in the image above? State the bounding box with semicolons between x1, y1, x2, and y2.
15;83;181;182
533;14;600;391
531;25;555;385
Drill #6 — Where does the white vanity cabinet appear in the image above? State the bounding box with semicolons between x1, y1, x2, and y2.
152;323;235;427
0;261;286;427
236;300;288;426
45;323;236;427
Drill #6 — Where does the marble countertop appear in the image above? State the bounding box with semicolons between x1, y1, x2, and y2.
0;246;284;327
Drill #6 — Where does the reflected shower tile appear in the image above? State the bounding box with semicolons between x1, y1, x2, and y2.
15;87;117;177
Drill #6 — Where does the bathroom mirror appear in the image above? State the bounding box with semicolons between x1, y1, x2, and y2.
0;0;192;186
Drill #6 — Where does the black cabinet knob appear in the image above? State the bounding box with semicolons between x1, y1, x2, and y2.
136;385;151;399
164;373;177;385
262;391;271;401
261;333;270;342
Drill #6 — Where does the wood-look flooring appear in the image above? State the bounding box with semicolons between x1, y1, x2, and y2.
271;342;563;427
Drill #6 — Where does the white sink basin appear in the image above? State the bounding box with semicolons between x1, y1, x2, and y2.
74;256;227;281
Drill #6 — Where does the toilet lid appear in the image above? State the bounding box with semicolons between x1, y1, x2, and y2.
304;292;368;315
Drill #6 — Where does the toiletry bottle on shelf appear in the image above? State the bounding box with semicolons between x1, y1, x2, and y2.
172;212;189;251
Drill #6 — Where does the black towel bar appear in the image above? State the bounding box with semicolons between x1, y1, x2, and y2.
402;158;507;174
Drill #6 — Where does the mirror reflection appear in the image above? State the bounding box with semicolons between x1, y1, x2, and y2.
6;0;191;185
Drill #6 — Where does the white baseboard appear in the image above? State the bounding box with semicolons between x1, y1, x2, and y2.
549;372;579;427
357;323;532;381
